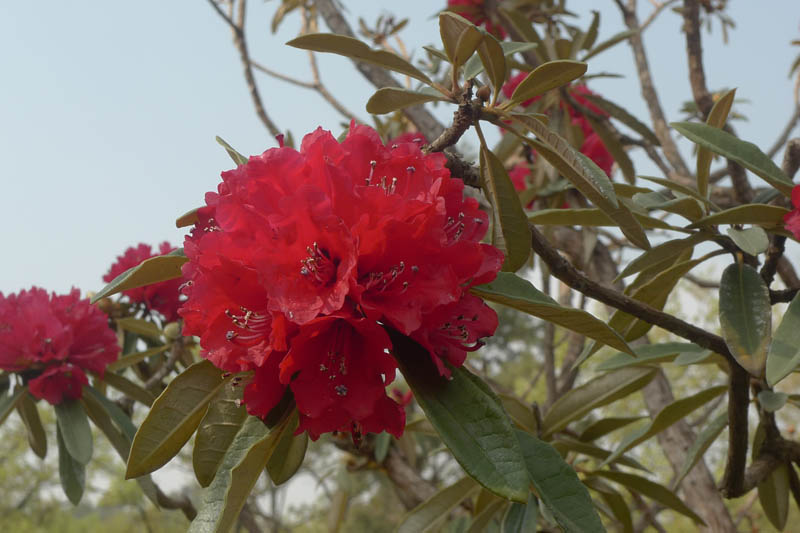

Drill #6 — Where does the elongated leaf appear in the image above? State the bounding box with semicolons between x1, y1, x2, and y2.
188;415;290;533
57;425;86;505
467;499;507;533
116;317;163;340
637;175;718;210
398;477;479;533
127;360;225;479
392;331;529;502
366;87;447;114
517;431;604;533
592;470;705;524
672;121;793;196
505;60;587;109
439;12;482;70
55;400;93;465
528;207;676;230
579;416;646;442
552;437;649;471
506;115;650;249
580;93;660;145
759;463;790;531
17;392;46;458
616;233;710;280
542;367;655;437
697;89;737;197
673;413;727;488
215;136;248;165
480;147;531;271
0;386;25;426
584;115;635;184
688;204;789;228
176;207;200;228
102;371;156;406
584;478;633;533
107;345;170;372
287;33;432;85
92;249;187;303
267;421;308;486
464;41;538;80
502;494;538;533
727;226;769;255
719;262;771;376
601;385;726;467
473;272;633;355
582;30;637;61
499;394;537;434
193;382;248;487
477;32;506;101
597;342;708;372
767;292;800;386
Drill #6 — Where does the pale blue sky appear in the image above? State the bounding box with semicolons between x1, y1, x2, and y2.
1;1;798;295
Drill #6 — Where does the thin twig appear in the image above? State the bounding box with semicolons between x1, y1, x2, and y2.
768;106;800;158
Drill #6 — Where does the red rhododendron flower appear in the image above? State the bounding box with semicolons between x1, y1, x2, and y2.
784;185;800;239
448;0;506;39
0;287;119;405
501;76;615;176
104;242;183;322
180;122;502;440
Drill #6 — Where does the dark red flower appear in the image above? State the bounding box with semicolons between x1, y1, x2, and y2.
784;185;800;239
104;242;183;322
447;0;506;39
0;287;119;405
180;123;501;440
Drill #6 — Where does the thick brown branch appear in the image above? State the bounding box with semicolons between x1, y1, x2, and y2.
719;363;750;497
155;485;197;521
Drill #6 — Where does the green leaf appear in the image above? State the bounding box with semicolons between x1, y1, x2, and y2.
176;207;200;228
516;431;605;533
637;175;718;210
635;195;705;222
672;121;793;196
57;425;86;505
17;392;47;458
107;345;170;372
596;342;708;372
188;415;290;533
499;393;537;434
584;478;633;533
54;400;93;465
719;262;772;376
0;386;25;426
726;226;769;255
373;432;392;463
464;41;538;81
92;249;187;303
592;470;705;525
466;499;506;533
102;371;157;407
581;29;637;61
767;291;800;386
758;463;790;531
505;114;650;249
215;136;248;166
366;87;448;114
192;381;248;488
472;272;633;355
397;477;479;533
697;89;737;197
477;31;506;101
541;367;656;437
439;12;483;70
552;437;649;472
392;331;529;502
673;413;727;488
479;147;531;272
127;360;225;479
688;204;789;228
115;317;163;340
757;390;788;412
601;386;726;467
504;60;587;109
582;11;601;51
267;418;308;486
580;93;660;146
616;233;710;280
286;33;433;85
584;115;636;184
527;207;676;231
579;416;646;442
502;494;538;533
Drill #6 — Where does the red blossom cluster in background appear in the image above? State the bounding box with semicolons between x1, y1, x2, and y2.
104;242;183;322
180;123;502;440
0;288;119;404
447;0;506;39
784;186;800;239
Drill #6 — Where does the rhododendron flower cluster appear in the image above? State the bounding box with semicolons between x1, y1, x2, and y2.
502;77;615;176
180;123;502;440
784;185;800;239
447;0;506;39
0;288;119;404
104;242;183;322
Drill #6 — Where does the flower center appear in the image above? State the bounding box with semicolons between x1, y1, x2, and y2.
360;261;416;293
300;242;338;286
224;307;271;347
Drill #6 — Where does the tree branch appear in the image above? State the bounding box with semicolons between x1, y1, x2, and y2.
682;0;714;118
